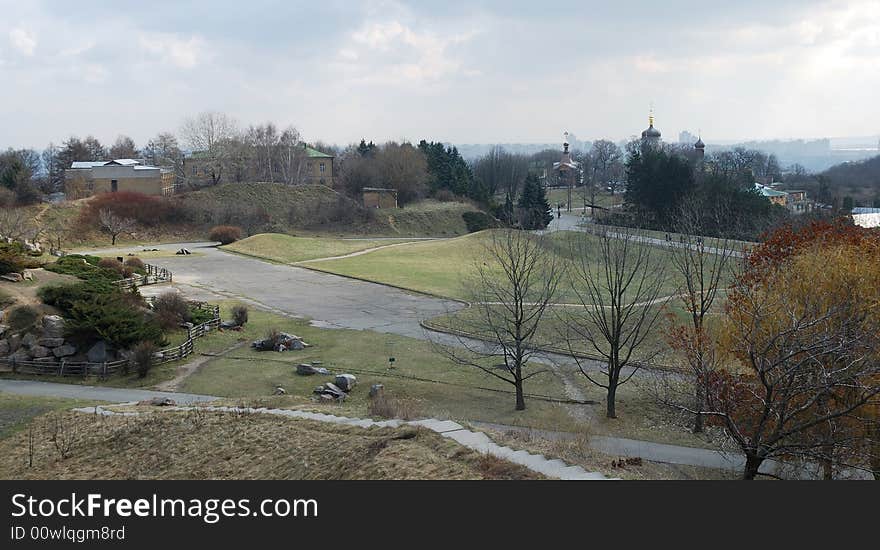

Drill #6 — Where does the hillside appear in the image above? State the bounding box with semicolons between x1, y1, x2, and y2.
0;408;538;480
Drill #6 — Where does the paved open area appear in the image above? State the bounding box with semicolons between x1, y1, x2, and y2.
82;242;463;340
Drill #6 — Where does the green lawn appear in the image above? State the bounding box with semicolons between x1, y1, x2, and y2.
180;306;580;431
302;229;691;302
223;233;418;264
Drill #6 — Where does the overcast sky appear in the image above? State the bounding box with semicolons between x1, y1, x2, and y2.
1;0;878;149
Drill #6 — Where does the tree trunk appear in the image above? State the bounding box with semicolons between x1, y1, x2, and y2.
111;234;117;245
742;454;764;480
692;386;705;433
606;383;617;419
514;380;526;411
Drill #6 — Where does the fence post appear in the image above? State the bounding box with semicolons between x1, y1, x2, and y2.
102;361;107;379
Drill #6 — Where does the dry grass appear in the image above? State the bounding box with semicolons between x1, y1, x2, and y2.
0;408;542;480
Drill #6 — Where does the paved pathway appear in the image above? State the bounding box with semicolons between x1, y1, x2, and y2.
0;379;217;405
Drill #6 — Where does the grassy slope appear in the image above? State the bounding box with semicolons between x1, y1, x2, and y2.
0;393;94;440
0;409;539;480
223;233;417;264
302;229;691;302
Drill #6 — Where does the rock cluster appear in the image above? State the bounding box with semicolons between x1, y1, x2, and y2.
0;315;82;364
313;374;357;401
251;332;310;352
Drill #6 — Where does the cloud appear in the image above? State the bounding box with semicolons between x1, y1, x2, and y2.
335;20;478;84
138;32;207;69
9;27;37;56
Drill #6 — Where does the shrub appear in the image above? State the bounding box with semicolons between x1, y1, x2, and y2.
124;257;145;270
209;225;242;245
0;187;15;207
78;191;185;228
46;254;120;282
97;257;126;275
367;391;419;420
189;307;215;326
65;293;164;349
130;342;158;378
232;305;249;326
38;279;118;314
462;211;499;233
151;292;191;330
7;305;39;332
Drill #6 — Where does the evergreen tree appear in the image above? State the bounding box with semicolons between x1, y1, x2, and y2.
517;174;553;229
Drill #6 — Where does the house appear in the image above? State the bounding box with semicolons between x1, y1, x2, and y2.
552;133;580;188
852;207;880;228
754;183;788;207
754;183;815;214
363;188;398;209
303;145;334;186
64;159;175;198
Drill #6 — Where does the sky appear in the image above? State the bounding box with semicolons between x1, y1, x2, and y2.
1;0;879;149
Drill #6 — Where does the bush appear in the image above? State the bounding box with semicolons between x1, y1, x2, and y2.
368;391;419;420
65;293;164;350
130;342;158;379
0;243;41;275
462;211;499;233
0;187;15;207
6;305;39;332
123;257;145;270
78;191;185;228
38;279;118;314
189;307;215;326
151;292;191;330
97;257;125;275
46;254;120;282
209;225;242;245
232;305;249;326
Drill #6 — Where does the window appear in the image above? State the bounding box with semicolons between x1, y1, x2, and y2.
320;162;326;173
111;179;118;192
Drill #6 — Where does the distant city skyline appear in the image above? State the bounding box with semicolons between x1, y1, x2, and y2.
2;1;879;149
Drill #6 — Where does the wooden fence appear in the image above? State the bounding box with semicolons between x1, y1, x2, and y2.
114;263;172;289
0;300;221;378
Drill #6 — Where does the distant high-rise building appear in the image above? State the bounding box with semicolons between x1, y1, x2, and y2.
679;130;697;145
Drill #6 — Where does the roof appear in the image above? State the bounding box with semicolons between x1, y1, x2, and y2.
642;125;661;138
70;161;107;169
754;183;788;197
304;146;333;159
106;158;141;166
853;207;880;214
362;187;397;193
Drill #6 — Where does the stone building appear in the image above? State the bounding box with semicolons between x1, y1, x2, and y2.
363;187;398;209
64;159;175;198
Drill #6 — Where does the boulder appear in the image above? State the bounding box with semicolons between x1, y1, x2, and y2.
0;339;9;356
273;386;287;395
9;349;30;363
53;344;77;358
86;341;109;363
290;339;304;350
313;367;330;375
219;320;239;329
1;273;23;283
0;324;8;337
41;315;65;339
22;270;34;281
369;384;385;398
296;364;318;375
38;337;65;348
335;374;357;392
323;382;345;398
28;345;51;358
7;334;20;352
147;397;176;407
21;333;36;348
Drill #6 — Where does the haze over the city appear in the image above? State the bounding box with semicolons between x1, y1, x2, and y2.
1;0;879;148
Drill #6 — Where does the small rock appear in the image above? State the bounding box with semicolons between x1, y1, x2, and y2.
290;340;304;350
21;333;36;348
148;397;176;406
41;315;66;339
0;324;8;337
314;367;330;375
86;341;109;363
335;374;357;392
28;345;51;358
219;320;238;329
296;364;318;375
273;385;287;395
53;344;77;358
37;337;65;348
22;270;34;281
369;384;385;398
0;339;10;356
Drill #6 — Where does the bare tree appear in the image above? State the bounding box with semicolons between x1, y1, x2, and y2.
667;200;739;432
590;139;623;196
180;111;239;185
438;229;562;411
0;207;41;243
565;228;669;418
98;208;136;245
